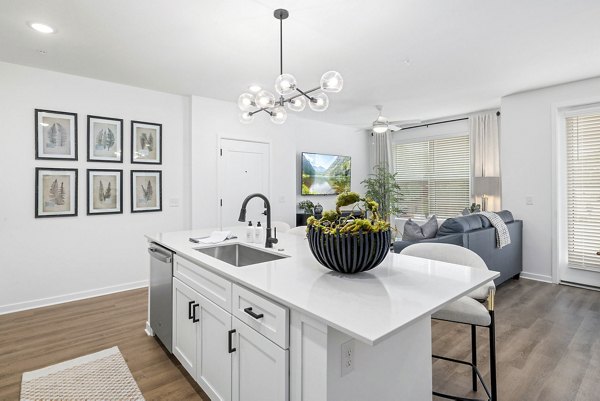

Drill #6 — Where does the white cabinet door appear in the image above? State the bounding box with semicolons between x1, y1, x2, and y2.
232;318;289;401
196;295;233;401
173;278;198;377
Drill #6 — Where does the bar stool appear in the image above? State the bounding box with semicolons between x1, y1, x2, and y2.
400;243;497;401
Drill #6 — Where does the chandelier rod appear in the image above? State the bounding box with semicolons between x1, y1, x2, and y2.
279;15;283;76
248;86;320;116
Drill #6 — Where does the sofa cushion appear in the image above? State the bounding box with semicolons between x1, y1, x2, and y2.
403;215;438;241
438;215;483;236
393;233;464;254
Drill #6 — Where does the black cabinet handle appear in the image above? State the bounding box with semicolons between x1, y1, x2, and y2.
188;301;195;320
244;307;264;320
192;303;200;323
228;329;236;353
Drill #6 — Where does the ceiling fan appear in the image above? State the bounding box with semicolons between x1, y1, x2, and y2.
370;105;421;133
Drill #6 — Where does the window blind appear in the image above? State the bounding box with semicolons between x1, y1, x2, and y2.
393;135;470;218
566;113;600;270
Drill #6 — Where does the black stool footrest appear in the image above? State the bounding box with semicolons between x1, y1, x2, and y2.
432;354;491;401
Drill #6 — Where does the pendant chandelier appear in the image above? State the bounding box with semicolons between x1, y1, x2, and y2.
238;9;343;125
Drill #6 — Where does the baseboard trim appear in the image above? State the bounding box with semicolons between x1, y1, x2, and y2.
560;281;600;292
145;321;155;336
519;272;554;283
0;280;149;315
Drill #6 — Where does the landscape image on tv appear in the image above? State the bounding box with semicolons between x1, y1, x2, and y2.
301;152;351;195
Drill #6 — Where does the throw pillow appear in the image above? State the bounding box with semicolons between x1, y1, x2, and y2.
403;215;438;241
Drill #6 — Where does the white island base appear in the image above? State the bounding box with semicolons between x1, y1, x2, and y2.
146;229;498;401
291;312;431;401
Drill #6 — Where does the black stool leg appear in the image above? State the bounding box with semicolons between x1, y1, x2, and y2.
489;311;497;401
471;325;477;392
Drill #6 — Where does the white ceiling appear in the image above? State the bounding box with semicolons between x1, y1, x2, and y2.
2;0;600;126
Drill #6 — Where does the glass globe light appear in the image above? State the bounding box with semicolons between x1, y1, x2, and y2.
320;71;343;93
287;96;306;112
240;112;254;124
255;90;276;109
270;106;287;124
275;73;297;96
308;92;329;112
237;93;255;111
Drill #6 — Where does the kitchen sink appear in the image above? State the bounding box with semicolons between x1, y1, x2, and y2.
195;243;287;267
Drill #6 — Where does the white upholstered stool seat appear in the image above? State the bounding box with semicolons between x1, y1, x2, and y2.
432;296;491;327
400;242;498;401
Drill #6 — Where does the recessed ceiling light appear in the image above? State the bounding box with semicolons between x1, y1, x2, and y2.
28;22;55;34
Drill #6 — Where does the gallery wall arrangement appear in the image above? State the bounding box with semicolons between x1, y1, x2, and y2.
34;108;163;218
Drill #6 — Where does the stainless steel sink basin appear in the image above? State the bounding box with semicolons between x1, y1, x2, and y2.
195;243;287;267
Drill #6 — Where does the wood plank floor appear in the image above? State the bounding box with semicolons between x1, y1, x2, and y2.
0;279;599;400
432;279;600;401
0;289;207;401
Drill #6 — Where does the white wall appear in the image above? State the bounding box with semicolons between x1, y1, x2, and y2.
0;62;190;313
500;76;600;282
190;96;370;229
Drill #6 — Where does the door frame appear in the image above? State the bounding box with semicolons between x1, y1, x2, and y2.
552;98;600;286
217;136;271;230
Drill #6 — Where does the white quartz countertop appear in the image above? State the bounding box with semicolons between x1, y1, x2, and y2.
146;227;499;346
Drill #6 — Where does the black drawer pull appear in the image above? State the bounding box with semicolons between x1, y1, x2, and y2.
188;301;195;320
228;329;236;353
192;303;200;323
244;307;264;320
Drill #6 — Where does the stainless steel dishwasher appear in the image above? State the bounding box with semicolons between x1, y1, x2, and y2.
148;243;173;352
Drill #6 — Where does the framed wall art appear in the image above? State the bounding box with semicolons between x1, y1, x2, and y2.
87;169;123;215
131;170;162;213
35;168;78;218
35;109;78;160
131;121;162;164
87;115;123;162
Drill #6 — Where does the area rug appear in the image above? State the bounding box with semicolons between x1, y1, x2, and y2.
20;346;144;401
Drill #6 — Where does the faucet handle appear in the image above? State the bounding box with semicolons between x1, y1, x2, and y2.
274;227;277;238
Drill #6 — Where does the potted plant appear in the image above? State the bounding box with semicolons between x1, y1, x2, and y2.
298;200;315;215
306;191;391;274
360;164;403;222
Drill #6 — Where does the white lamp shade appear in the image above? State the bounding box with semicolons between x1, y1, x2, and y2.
320;71;343;93
275;73;297;95
287;96;306;112
309;92;329;112
473;176;500;196
270;106;287;124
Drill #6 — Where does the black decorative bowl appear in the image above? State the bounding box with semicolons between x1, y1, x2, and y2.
306;226;391;274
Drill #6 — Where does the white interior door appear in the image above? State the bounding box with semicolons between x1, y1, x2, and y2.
218;139;270;229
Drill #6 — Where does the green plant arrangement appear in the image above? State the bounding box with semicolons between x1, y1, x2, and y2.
305;191;391;274
298;200;315;214
360;164;403;222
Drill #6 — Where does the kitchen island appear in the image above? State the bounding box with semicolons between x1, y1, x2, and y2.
146;227;499;401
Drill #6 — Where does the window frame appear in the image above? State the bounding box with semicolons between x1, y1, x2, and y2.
391;120;472;219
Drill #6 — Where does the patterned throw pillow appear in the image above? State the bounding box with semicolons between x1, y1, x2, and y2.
402;215;438;241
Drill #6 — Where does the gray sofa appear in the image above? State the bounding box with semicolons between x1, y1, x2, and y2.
393;211;523;286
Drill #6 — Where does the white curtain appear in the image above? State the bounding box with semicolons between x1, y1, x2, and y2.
470;112;501;210
370;131;392;172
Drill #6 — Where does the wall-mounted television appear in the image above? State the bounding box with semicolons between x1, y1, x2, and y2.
301;152;351;195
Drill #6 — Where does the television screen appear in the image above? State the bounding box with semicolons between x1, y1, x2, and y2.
301;152;351;195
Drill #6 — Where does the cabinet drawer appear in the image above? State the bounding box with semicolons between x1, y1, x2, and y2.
174;255;232;312
232;284;289;349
